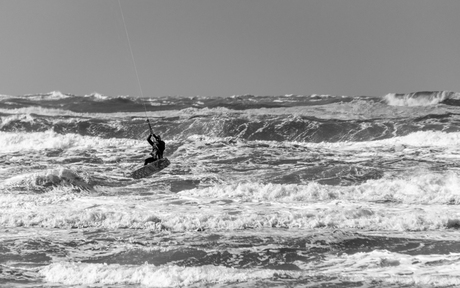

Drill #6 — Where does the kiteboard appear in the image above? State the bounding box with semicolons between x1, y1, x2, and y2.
131;158;170;179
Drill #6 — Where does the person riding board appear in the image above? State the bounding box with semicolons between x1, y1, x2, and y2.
144;120;165;165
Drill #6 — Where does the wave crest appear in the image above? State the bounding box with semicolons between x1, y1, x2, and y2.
40;262;282;287
180;171;460;205
2;168;92;192
384;91;460;106
0;131;141;152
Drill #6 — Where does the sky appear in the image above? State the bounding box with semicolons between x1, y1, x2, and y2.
1;0;460;98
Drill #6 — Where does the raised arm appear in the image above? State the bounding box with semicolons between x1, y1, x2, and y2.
147;134;155;146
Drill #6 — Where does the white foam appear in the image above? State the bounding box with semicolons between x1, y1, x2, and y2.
0;93;13;99
84;92;109;100
180;171;460;205
0;131;141;152
312;250;460;286
0;113;37;128
40;262;283;287
306;131;460;149
0;106;78;117
0;183;457;231
20;91;72;100
384;91;459;107
2;168;91;191
384;131;460;147
48;91;70;99
39;252;460;287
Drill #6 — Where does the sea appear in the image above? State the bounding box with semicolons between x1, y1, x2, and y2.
2;90;460;287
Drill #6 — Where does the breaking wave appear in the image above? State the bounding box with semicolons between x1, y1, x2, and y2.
2;111;460;143
384;91;460;106
40;262;285;287
0;131;140;152
1;168;93;192
0;91;354;113
180;171;460;205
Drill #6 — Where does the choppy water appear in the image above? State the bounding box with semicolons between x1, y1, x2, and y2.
2;90;460;287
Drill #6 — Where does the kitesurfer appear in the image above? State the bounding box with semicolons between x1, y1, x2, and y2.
144;133;165;165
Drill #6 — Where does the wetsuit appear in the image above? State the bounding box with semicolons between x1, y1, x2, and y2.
144;134;165;165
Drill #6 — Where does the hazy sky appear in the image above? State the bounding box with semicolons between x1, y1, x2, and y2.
1;0;460;98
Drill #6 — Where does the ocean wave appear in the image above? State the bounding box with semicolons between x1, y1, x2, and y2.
173;115;460;143
36;250;460;287
384;91;460;106
375;130;460;147
21;91;74;100
1;168;92;192
40;262;285;287
4;90;460;112
1;128;460;158
2;91;459;143
2;107;460;143
0;92;355;114
84;92;110;100
0;113;37;130
0;106;79;117
0;92;152;113
0;188;456;231
0;131;141;152
180;171;460;205
320;250;460;287
2;168;457;231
